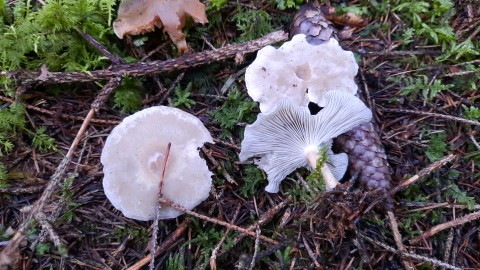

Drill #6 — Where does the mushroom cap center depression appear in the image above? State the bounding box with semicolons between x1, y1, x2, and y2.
148;151;166;176
294;63;312;81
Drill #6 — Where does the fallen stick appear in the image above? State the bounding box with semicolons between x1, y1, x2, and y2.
410;210;480;244
127;219;189;270
382;108;480;127
387;211;414;269
158;197;279;246
358;232;461;270
9;30;288;86
0;77;122;268
363;154;456;214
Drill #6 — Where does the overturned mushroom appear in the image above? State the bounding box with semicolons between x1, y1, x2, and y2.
101;106;213;221
291;3;393;201
245;34;358;113
113;0;208;54
239;91;372;193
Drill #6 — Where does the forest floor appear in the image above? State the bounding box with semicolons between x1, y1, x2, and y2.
1;0;480;269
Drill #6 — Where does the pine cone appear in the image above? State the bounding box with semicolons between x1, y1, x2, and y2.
290;3;392;198
334;121;392;191
290;2;337;45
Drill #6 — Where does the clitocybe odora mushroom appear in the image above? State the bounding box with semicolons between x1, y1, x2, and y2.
245;34;358;113
239;91;372;193
101;106;213;221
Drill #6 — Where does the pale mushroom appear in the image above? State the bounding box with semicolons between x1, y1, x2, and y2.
239;91;372;193
245;34;358;112
113;0;208;54
101;106;213;221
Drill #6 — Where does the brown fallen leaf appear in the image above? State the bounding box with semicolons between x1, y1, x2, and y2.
113;0;208;54
319;5;367;27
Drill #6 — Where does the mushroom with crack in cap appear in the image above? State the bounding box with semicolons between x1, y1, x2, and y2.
113;0;208;54
101;106;213;221
239;91;372;193
245;34;358;113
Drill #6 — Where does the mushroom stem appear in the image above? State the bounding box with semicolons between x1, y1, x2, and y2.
305;150;319;170
305;148;339;191
320;164;339;191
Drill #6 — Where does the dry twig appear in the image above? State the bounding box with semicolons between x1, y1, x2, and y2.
158;197;279;245
410;210;480;244
0;95;120;125
210;204;242;270
0;78;122;267
149;142;172;270
358;233;461;270
220;196;292;255
127;219;190;270
387;211;414;269
382;108;480;127
363;154;456;214
248;227;261;270
10;30;288;86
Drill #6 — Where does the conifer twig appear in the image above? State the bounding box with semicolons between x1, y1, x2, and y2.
149;142;172;270
0;95;120;125
0;77;122;267
76;30;124;65
219;196;291;255
358;232;461;270
387;211;414;269
10;30;288;86
410;210;480;244
382;108;480;127
363;154;456;214
127;219;190;270
210;204;242;270
158;197;279;245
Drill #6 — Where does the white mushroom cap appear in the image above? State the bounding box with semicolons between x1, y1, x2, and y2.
239;91;372;193
101;106;213;221
245;34;358;112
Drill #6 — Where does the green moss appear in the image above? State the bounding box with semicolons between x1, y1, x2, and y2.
212;89;257;131
0;0;117;71
425;132;447;162
113;77;144;113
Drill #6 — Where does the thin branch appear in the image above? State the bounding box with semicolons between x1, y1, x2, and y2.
0;95;120;125
400;201;480;211
0;186;45;194
469;133;480;151
410;210;480;244
302;236;322;269
387;211;414;269
220;196;292;255
201;146;238;184
76;30;124;65
150;142;172;270
127;219;189;270
360;50;442;57
210;204;242;270
10;30;288;86
158;197;279;245
0;78;122;266
381;108;480;127
363;154;456;214
358;233;461;270
249;227;261;270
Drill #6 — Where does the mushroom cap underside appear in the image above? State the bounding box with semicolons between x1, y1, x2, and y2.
239;91;372;193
